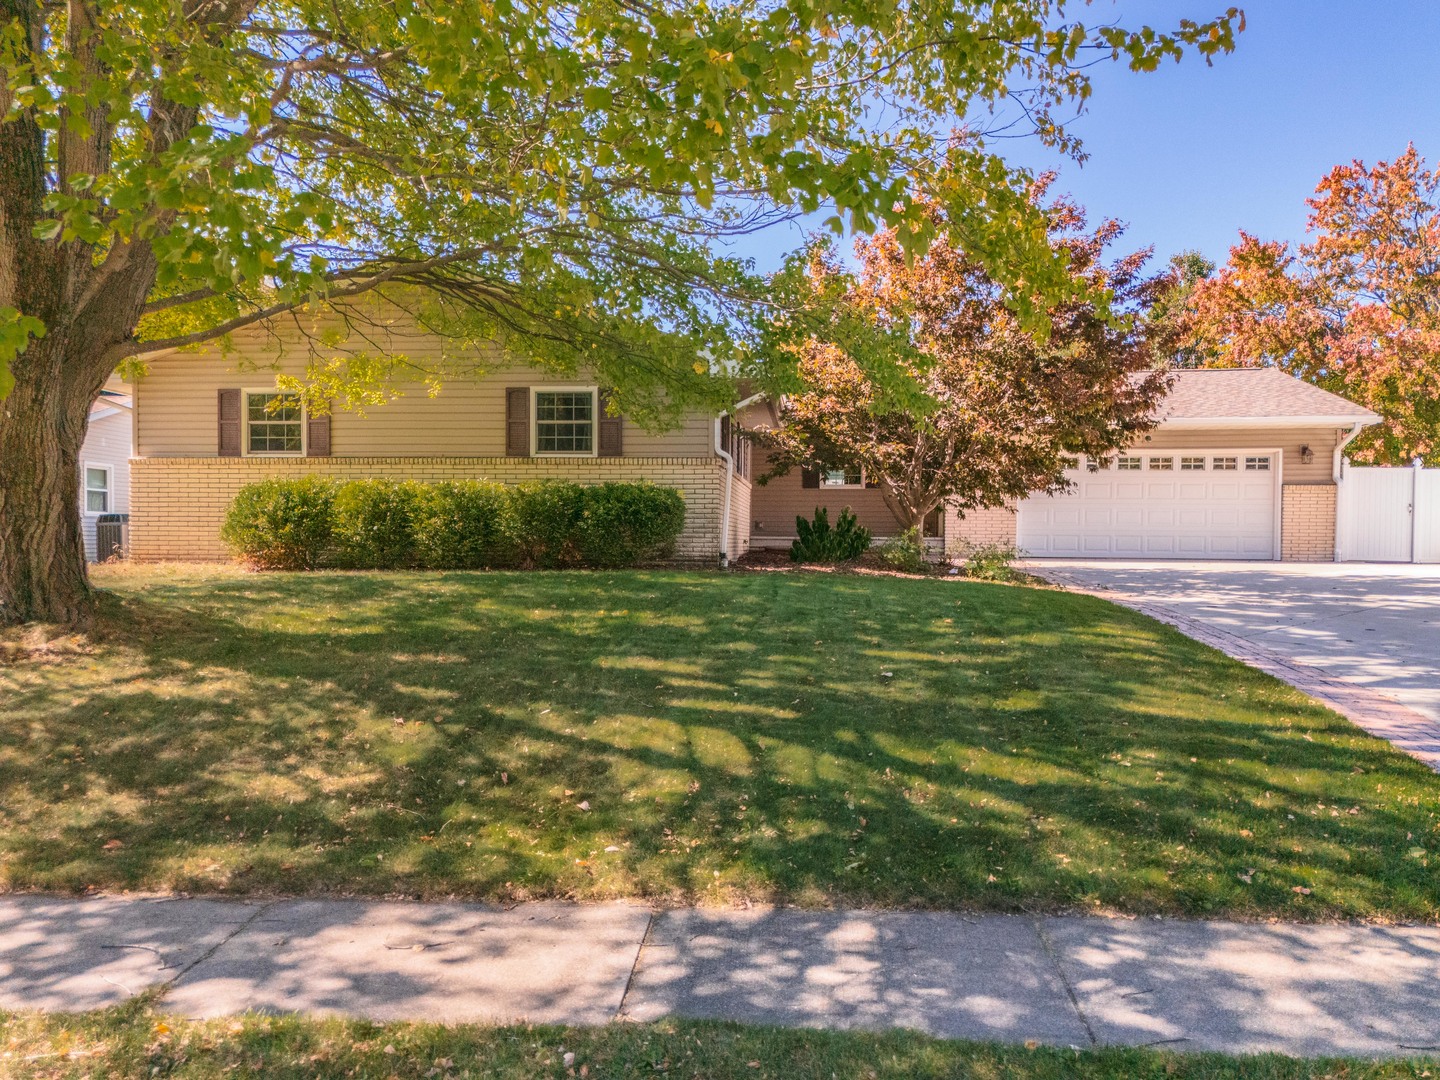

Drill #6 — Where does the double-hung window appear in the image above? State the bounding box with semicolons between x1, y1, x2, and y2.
534;389;597;455
83;465;111;513
245;391;304;455
820;466;864;488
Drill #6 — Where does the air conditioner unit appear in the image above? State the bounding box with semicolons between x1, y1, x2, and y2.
95;513;130;561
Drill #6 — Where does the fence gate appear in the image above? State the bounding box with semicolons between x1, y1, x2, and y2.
1338;462;1440;563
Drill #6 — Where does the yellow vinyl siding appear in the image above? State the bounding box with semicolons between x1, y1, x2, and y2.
1135;425;1344;485
135;336;712;458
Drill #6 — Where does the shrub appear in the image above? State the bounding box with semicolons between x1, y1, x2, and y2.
790;506;871;563
508;480;586;567
332;479;423;569
223;477;687;571
960;541;1021;581
413;481;517;570
877;526;928;573
575;482;687;567
221;476;338;570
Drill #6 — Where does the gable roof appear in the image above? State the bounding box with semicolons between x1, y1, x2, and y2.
1157;367;1380;426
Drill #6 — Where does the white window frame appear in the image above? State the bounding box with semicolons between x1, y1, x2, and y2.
1212;456;1239;471
819;465;866;489
241;388;306;458
531;386;600;458
1115;455;1142;471
1180;456;1207;471
1147;455;1176;471
1244;454;1273;472
81;461;113;516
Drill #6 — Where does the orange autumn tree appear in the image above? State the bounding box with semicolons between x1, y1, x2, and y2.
760;193;1174;531
1185;146;1440;464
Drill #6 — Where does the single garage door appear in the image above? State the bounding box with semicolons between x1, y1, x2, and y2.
1017;451;1279;559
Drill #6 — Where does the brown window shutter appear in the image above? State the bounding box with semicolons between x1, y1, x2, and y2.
306;407;331;457
218;388;242;456
506;387;530;456
598;390;623;457
801;467;820;489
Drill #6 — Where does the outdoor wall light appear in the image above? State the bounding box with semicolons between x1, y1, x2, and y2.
1300;444;1314;464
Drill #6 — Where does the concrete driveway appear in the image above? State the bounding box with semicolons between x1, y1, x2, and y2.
1026;561;1440;762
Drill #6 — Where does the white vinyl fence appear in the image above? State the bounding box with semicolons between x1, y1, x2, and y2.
1338;462;1440;563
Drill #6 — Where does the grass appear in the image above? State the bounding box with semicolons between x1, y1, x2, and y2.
2;1004;1436;1080
1;564;1438;919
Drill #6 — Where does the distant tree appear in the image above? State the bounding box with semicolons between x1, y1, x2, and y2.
759;190;1174;530
1150;250;1217;367
1183;146;1440;463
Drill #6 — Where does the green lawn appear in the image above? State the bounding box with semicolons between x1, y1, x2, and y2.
2;1005;1434;1080
2;564;1438;919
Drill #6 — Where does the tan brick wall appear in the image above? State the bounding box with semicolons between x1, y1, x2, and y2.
943;503;1018;556
130;457;728;564
1281;483;1337;562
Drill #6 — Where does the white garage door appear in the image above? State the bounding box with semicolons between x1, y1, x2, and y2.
1017;451;1279;559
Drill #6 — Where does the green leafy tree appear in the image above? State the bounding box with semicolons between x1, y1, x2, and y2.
0;0;1240;624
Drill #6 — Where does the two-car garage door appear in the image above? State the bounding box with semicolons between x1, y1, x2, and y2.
1017;450;1280;559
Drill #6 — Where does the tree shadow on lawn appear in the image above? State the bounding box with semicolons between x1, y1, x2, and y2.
1;570;1437;920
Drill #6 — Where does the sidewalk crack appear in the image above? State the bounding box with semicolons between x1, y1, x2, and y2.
1034;918;1097;1048
164;900;278;992
615;909;657;1021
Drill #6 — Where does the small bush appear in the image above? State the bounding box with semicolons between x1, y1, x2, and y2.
960;542;1021;581
220;476;337;570
877;526;928;573
575;482;687;567
332;479;424;569
413;481;517;570
790;506;872;563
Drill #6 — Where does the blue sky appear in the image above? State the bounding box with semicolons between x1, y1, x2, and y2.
733;0;1440;273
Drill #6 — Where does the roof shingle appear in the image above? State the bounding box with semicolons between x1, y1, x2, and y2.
1158;367;1379;423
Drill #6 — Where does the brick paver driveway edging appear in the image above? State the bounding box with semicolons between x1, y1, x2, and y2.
1024;561;1440;772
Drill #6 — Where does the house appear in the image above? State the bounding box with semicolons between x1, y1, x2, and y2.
126;318;756;565
80;378;133;561
743;367;1380;562
125;313;1379;564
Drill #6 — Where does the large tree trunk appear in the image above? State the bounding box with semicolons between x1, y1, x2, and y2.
0;335;103;626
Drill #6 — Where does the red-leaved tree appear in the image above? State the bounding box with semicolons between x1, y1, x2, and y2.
1184;145;1440;463
760;190;1174;531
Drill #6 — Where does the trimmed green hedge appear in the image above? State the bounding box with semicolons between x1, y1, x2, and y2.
222;477;686;571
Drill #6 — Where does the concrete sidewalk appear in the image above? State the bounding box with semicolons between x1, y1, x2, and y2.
4;896;1440;1058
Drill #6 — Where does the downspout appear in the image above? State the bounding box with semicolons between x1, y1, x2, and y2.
714;393;767;568
714;415;735;567
1331;421;1368;562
